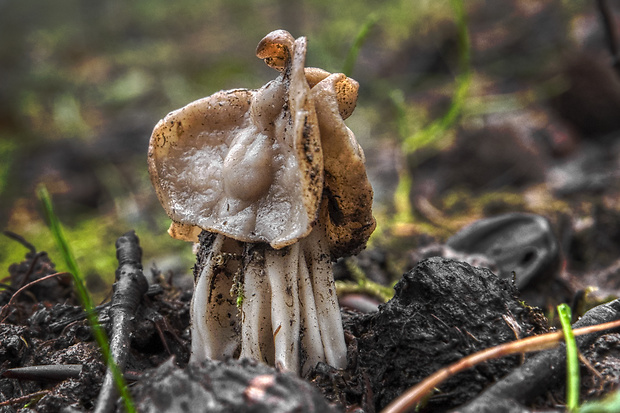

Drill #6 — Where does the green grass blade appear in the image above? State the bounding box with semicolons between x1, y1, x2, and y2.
558;303;579;412
37;185;94;310
342;13;379;77
579;390;620;413
388;0;471;227
37;185;136;413
401;0;471;154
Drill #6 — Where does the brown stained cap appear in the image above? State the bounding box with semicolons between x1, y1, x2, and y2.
148;29;374;254
148;32;323;248
310;72;376;257
304;67;359;120
256;29;295;72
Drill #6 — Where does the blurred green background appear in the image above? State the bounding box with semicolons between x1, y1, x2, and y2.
0;0;607;296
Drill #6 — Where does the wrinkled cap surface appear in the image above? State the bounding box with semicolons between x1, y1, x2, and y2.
148;30;375;254
148;33;322;249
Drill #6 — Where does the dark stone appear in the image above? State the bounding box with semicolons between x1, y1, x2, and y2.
446;213;561;289
128;358;341;413
351;257;547;412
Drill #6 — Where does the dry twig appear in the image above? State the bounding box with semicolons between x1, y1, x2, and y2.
382;299;620;413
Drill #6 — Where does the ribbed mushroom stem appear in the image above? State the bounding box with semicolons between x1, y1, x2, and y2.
266;242;301;373
190;234;238;361
240;245;274;364
298;245;326;375
305;225;347;369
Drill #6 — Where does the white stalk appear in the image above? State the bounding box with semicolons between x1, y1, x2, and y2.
240;246;274;364
190;234;239;361
297;246;325;375
266;243;301;373
305;226;347;369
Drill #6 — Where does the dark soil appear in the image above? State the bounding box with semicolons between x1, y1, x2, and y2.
2;224;620;413
0;241;192;412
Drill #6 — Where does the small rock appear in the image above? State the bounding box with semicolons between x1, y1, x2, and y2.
127;358;340;413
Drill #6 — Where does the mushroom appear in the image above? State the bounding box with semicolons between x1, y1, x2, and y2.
148;30;375;375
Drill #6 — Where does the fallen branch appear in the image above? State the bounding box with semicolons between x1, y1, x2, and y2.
382;299;620;413
94;231;148;413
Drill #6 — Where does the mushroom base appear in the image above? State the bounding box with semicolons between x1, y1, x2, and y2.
190;225;347;375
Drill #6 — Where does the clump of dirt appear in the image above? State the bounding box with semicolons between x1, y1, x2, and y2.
0;240;192;412
1;227;620;412
129;357;341;413
311;257;549;412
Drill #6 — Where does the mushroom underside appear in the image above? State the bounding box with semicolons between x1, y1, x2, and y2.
190;224;347;376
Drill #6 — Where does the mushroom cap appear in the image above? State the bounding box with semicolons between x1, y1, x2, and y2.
310;72;376;257
148;34;322;249
148;30;375;254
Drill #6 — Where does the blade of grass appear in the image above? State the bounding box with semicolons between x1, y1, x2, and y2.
558;303;580;411
335;257;394;303
37;185;135;413
393;167;415;226
342;13;378;77
387;0;471;230
579;390;620;413
399;0;471;155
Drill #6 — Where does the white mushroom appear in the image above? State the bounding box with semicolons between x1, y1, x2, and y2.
148;30;375;375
